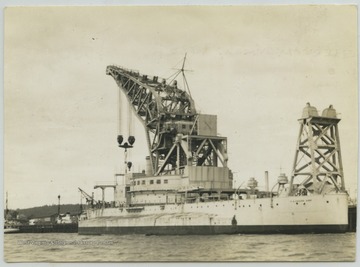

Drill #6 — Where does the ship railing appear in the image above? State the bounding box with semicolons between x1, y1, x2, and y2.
90;201;117;210
110;64;169;85
110;64;140;74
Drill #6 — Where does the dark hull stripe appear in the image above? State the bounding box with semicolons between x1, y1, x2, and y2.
19;224;78;233
78;224;348;235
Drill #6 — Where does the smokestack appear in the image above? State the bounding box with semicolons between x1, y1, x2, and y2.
265;171;269;194
145;156;152;176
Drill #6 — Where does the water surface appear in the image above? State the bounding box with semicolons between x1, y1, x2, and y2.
4;232;356;262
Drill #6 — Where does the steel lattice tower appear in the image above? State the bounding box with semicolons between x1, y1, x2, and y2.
288;103;345;196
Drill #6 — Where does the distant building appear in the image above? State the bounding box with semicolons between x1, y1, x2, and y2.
29;212;80;225
29;214;57;225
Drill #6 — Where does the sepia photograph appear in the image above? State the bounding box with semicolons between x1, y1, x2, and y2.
3;4;358;262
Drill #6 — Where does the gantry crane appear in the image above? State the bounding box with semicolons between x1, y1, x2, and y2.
106;60;232;191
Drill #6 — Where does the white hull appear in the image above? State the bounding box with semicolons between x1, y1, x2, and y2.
79;193;348;235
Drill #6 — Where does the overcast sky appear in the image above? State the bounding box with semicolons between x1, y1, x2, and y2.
4;5;358;209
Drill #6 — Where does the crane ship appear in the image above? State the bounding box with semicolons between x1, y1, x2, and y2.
78;61;348;235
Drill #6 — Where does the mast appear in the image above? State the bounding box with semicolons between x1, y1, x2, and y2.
5;191;8;219
58;195;61;218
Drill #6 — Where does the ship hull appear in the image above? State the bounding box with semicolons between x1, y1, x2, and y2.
18;223;78;233
79;193;348;235
79;224;347;235
4;228;20;234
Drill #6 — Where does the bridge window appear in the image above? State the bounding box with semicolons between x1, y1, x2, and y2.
156;180;161;184
164;179;168;184
141;180;145;185
150;180;154;184
137;181;140;185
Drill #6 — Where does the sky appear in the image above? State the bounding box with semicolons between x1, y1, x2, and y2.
4;5;358;209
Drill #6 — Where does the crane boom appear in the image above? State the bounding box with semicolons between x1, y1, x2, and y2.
78;187;95;206
106;65;197;173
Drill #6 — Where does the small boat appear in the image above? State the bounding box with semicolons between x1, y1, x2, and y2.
4;226;20;234
4;193;20;234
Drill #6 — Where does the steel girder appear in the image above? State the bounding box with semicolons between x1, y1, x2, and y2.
154;135;228;176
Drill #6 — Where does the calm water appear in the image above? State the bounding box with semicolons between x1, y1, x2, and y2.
4;232;356;262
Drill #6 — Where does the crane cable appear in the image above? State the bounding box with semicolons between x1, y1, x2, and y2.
127;103;134;160
118;87;122;135
127;103;134;137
